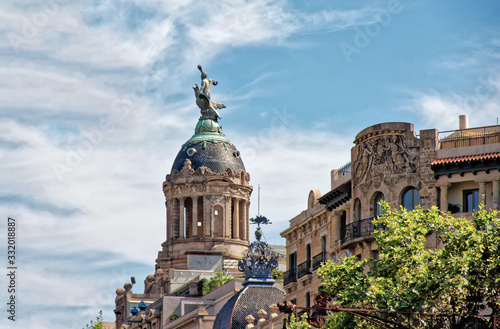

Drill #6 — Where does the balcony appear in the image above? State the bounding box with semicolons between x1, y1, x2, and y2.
312;252;326;271
440;126;500;149
297;260;311;279
341;217;375;245
283;268;297;286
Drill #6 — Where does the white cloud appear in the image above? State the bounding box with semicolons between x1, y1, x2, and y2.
0;66;114;115
232;120;353;237
410;73;500;130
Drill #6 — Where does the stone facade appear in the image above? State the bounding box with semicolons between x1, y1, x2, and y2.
281;116;500;309
279;190;330;309
157;158;252;272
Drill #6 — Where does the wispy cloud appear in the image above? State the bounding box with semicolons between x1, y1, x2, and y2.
404;36;500;130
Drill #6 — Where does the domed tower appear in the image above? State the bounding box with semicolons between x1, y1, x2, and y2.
156;65;252;270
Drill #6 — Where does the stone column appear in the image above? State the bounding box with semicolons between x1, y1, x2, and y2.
204;195;210;237
332;210;343;244
165;200;170;240
246;202;251;240
173;198;180;239
192;196;198;237
241;200;247;241
438;183;451;212
233;198;240;239
492;179;500;210
179;197;185;238
225;196;231;238
478;181;487;206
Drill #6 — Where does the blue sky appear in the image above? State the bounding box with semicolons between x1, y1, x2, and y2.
0;0;499;327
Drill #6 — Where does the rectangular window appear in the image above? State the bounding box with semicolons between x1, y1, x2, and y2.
321;236;327;254
306;244;311;263
463;189;479;212
289;252;297;270
305;292;311;308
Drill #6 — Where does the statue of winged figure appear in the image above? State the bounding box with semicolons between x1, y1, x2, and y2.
193;65;226;121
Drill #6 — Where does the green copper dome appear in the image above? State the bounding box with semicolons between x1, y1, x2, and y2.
184;118;230;146
170;118;245;174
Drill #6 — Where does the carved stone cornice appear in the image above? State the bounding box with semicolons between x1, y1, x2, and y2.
354;129;405;145
167;162;249;186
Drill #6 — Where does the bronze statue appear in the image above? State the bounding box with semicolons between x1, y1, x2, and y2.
193;65;226;121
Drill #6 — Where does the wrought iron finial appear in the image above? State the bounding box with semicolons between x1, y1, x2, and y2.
238;227;279;281
250;215;272;227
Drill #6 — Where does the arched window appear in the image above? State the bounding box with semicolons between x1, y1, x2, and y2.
402;188;420;210
354;199;361;221
374;193;385;218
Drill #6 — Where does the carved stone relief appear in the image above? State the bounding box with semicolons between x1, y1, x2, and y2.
353;134;419;188
169;165;247;182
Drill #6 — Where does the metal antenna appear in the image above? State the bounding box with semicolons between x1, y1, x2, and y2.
258;184;261;216
250;184;271;227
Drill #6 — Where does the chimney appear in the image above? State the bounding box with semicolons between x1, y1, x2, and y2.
459;115;468;130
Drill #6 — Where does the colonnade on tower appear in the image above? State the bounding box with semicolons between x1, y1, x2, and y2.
155;65;253;270
166;195;249;241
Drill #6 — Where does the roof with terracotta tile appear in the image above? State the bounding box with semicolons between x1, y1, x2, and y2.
431;152;500;166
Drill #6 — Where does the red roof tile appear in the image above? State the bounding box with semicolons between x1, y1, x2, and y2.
431;152;500;166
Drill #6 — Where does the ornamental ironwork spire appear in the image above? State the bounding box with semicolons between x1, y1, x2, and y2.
238;217;279;283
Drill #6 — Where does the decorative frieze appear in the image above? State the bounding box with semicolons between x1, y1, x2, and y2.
353;134;420;189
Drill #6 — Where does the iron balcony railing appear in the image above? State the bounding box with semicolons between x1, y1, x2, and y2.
297;260;312;279
339;161;351;176
284;268;297;286
312;252;326;271
332;161;352;181
439;126;500;149
340;217;375;245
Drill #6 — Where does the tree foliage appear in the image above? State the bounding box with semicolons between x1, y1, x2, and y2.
272;268;284;279
317;203;500;328
83;310;103;329
286;311;312;329
169;313;180;321
199;272;233;295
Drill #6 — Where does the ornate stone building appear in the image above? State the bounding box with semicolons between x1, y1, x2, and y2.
157;104;252;272
114;66;254;329
281;116;500;309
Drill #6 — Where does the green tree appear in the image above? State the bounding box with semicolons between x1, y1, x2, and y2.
286;312;312;329
83;310;103;329
198;278;208;296
272;268;284;279
201;272;233;295
317;203;500;329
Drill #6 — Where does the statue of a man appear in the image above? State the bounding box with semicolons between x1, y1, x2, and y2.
193;65;226;121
